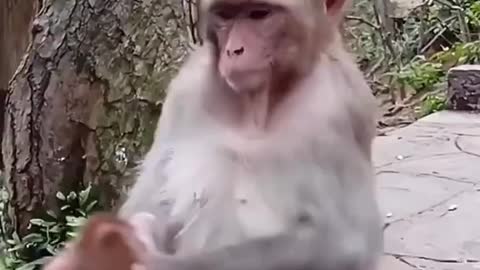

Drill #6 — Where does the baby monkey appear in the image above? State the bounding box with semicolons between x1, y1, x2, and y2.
42;212;162;270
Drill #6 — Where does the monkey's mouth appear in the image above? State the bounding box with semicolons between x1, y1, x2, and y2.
223;70;269;93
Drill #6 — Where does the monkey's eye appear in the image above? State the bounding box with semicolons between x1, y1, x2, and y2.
248;9;271;20
215;9;236;20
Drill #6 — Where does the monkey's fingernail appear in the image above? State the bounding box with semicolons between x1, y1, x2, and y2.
395;155;404;160
385;212;393;218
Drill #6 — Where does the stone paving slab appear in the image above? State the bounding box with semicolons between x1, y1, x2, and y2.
374;111;480;270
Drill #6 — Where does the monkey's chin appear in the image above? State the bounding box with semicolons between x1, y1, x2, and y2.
224;73;268;94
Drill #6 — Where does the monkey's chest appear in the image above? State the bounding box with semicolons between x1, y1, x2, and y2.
163;145;308;253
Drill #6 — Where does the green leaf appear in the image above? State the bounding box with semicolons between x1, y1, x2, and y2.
7;243;25;252
66;191;77;202
46;210;57;219
56;192;66;201
17;257;52;270
6;239;16;245
21;233;44;243
49;224;63;233
79;185;92;207
29;219;55;228
76;209;86;217
66;216;87;228
46;245;57;255
66;231;78;239
15;264;36;270
85;201;98;212
12;232;21;241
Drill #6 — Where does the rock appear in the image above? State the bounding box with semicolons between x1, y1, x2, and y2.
447;65;480;111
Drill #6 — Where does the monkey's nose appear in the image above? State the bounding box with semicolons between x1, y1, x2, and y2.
227;47;245;57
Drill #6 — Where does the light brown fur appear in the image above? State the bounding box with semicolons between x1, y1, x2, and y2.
121;0;382;268
45;0;383;270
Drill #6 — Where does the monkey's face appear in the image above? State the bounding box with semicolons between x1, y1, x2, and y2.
206;2;306;93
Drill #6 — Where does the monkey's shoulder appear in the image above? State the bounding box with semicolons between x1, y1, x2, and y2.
167;46;215;96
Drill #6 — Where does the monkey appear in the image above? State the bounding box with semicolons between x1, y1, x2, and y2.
45;0;384;269
42;212;157;270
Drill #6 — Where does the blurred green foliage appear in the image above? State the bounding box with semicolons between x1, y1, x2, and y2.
347;0;480;117
0;185;101;270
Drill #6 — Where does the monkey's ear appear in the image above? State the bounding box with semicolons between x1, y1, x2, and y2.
325;0;349;22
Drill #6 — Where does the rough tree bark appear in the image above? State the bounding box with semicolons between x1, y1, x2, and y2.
2;0;191;236
0;0;40;91
0;0;41;170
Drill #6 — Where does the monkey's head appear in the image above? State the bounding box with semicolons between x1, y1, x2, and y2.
43;213;153;270
199;0;349;93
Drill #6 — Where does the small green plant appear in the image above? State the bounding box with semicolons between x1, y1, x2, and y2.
419;94;447;117
1;185;101;270
431;41;480;68
389;41;480;98
467;1;480;27
395;58;445;93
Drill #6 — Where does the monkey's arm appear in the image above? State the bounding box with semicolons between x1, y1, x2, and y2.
154;226;382;270
119;48;210;217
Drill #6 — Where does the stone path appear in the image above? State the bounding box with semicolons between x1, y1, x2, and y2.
375;111;480;270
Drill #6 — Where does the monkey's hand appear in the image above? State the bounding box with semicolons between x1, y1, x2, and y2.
130;212;184;256
130;213;159;256
144;228;381;270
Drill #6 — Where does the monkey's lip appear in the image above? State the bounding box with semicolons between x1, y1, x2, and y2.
223;68;269;92
224;73;267;92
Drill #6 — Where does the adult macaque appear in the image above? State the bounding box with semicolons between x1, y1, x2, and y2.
46;0;384;269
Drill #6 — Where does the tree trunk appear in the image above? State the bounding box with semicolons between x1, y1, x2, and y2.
0;0;40;170
2;0;190;236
